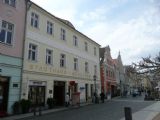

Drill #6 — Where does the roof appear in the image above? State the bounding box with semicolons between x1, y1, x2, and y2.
29;1;100;47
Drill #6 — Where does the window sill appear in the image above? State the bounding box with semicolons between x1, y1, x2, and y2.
0;42;13;47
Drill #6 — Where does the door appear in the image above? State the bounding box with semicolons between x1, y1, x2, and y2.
85;84;88;101
28;86;45;106
0;77;9;112
54;81;65;106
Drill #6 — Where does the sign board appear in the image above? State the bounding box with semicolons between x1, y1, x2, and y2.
29;81;46;86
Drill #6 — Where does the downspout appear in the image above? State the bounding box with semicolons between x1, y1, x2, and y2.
20;0;32;100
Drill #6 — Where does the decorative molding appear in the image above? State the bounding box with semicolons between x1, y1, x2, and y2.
27;31;99;64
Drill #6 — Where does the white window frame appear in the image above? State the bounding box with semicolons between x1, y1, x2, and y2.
85;62;89;73
73;35;78;47
60;54;66;68
4;0;16;7
85;42;88;52
47;21;53;35
31;12;39;28
94;65;97;75
94;47;97;56
60;28;66;40
46;49;53;65
0;20;14;45
28;43;37;61
74;58;78;71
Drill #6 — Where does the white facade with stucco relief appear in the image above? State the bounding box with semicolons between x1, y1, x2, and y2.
21;2;100;105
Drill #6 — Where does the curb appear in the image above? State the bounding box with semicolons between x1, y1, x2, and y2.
1;103;93;120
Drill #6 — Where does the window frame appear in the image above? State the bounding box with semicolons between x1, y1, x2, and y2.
47;21;53;35
31;12;39;28
28;43;37;61
73;35;78;47
85;62;89;73
60;54;66;68
46;49;53;65
85;42;88;52
94;65;97;75
60;28;66;41
94;47;97;56
0;20;14;45
74;58;78;71
4;0;16;7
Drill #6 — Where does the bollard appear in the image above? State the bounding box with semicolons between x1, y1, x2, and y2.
33;107;36;116
124;107;132;120
39;106;42;116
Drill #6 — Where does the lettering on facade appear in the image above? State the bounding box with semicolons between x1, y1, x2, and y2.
28;64;91;79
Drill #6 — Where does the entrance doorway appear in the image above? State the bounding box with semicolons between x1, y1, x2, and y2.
0;77;9;113
28;86;45;106
54;81;65;106
85;84;88;101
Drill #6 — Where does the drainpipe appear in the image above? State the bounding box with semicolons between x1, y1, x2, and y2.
20;0;32;100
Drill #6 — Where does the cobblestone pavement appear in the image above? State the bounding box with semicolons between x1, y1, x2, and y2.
20;95;156;120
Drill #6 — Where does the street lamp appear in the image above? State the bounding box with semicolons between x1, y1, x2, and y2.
93;75;98;103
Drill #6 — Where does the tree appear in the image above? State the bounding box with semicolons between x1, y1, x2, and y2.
133;52;160;76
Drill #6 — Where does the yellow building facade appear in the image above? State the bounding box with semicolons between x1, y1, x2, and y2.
21;2;100;106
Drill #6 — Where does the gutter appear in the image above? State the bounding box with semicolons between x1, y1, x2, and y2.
19;0;32;100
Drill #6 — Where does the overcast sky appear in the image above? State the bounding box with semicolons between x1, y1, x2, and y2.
31;0;160;65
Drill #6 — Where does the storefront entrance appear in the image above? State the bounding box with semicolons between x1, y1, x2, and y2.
28;81;46;106
54;81;65;106
0;77;9;114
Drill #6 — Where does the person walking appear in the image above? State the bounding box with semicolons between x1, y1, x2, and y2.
100;92;105;103
65;93;70;107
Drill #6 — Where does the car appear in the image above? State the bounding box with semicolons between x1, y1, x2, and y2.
132;89;139;97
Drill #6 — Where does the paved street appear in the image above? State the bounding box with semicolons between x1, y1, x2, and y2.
20;95;156;120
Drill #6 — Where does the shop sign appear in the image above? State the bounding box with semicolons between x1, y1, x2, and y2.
29;81;46;86
69;81;75;86
80;87;85;90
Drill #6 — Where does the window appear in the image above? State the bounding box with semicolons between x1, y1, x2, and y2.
106;69;109;77
61;28;66;40
73;35;78;47
4;0;16;7
85;62;89;72
60;54;66;67
94;47;97;56
74;58;78;71
0;20;14;45
94;65;97;75
28;43;37;61
85;42;88;52
47;21;53;35
31;12;39;28
46;49;53;65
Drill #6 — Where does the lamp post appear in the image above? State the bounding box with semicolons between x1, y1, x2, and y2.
93;75;98;103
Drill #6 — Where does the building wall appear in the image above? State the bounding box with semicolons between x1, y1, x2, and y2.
0;0;26;114
21;3;101;104
0;54;22;113
0;0;26;58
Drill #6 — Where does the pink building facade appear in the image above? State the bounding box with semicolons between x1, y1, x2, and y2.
0;0;27;115
100;46;124;98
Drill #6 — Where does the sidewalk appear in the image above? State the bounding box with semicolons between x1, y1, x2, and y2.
1;102;92;120
120;101;160;120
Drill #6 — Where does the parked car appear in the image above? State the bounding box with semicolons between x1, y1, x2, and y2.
132;89;139;97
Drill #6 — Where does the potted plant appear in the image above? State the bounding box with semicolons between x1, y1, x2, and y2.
47;98;55;109
12;101;21;114
20;99;31;114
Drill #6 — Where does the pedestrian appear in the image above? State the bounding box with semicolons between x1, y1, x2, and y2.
100;92;105;103
65;93;70;107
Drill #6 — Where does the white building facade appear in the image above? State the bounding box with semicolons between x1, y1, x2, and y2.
21;2;101;106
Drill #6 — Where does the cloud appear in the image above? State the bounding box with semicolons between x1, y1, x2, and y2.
31;0;160;65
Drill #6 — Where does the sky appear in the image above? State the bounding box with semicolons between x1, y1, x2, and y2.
31;0;160;65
